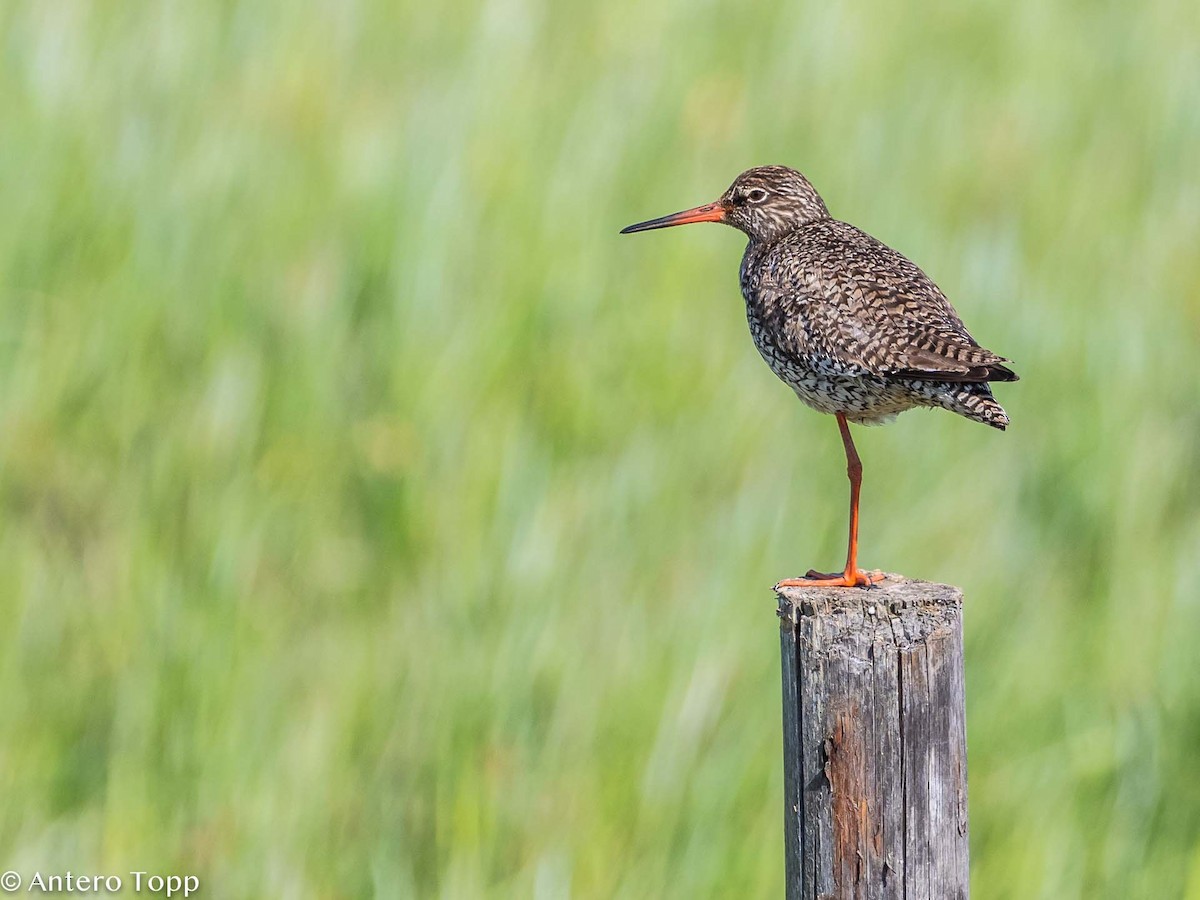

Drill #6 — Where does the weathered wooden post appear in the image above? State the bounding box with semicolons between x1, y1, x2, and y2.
777;578;968;900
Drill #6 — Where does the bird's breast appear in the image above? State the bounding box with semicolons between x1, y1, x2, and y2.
740;255;905;419
743;284;817;381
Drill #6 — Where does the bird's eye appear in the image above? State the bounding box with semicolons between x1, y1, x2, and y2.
745;188;769;204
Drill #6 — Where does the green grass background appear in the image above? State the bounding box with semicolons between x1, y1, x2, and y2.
1;1;1198;897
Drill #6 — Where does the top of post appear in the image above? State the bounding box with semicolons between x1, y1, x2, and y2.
776;575;963;647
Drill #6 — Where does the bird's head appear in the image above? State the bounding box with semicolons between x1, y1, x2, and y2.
621;166;830;244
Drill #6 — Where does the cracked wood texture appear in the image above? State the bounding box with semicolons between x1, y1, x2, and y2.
777;577;968;900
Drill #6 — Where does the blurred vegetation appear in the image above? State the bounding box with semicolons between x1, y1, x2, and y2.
0;1;1198;897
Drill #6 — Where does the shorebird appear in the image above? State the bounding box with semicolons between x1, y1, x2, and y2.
621;166;1017;587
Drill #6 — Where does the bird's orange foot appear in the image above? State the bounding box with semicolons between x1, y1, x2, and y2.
775;568;886;589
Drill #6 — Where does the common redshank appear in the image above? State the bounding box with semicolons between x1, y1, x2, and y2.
621;166;1017;588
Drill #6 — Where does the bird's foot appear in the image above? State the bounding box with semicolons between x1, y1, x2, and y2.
775;568;886;590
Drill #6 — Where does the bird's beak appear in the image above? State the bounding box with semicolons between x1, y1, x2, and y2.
620;201;726;234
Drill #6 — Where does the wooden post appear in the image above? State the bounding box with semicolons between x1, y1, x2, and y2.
777;578;968;900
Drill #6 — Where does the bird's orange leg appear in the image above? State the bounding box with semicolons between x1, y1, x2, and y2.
777;413;886;589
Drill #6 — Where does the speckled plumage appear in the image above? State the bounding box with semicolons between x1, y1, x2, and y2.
727;167;1017;429
621;164;1018;586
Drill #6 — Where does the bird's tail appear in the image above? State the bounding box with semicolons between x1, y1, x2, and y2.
936;384;1010;430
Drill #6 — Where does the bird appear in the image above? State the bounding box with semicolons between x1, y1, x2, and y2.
621;166;1017;588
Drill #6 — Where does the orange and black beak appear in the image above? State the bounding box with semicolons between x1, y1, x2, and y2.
620;200;727;234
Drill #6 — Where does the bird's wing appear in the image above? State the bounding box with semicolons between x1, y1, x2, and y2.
762;223;1018;384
